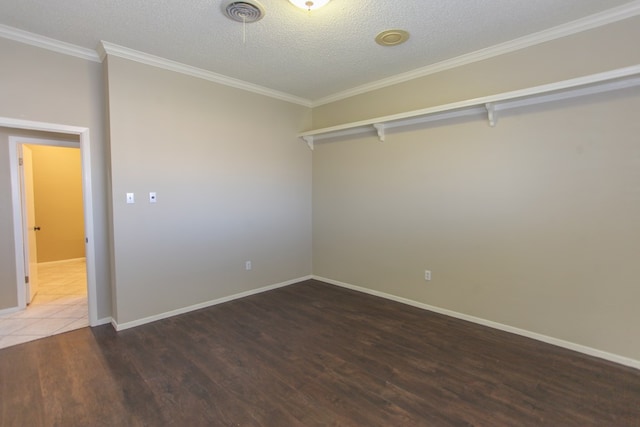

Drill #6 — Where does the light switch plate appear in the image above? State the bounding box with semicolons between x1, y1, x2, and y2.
126;193;135;204
149;192;157;203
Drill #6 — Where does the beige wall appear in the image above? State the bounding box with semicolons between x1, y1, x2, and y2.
312;16;640;129
0;38;111;318
0;126;20;308
314;90;640;360
1;13;638;365
312;17;640;360
105;56;312;324
29;145;85;262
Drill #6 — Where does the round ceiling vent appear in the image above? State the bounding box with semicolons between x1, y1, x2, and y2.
375;29;410;47
222;1;265;23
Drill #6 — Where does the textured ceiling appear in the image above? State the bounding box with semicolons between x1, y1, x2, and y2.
0;0;637;103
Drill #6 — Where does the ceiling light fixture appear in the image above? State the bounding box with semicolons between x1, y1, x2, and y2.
375;29;410;47
288;0;331;11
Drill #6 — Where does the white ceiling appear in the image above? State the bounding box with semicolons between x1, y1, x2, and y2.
0;0;638;104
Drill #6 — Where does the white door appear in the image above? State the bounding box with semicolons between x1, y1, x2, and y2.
20;145;39;303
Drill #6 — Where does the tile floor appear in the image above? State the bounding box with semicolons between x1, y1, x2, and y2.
0;258;88;349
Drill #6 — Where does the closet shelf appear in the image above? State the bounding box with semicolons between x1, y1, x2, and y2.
299;64;640;150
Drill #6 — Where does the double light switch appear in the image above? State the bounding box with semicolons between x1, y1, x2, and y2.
126;192;157;204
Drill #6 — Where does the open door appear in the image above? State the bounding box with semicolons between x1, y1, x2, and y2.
19;145;39;303
6;120;98;326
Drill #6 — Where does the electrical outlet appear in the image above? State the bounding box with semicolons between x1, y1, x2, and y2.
424;270;431;281
245;261;252;271
126;193;135;204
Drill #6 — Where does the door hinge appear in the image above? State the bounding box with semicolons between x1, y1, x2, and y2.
25;275;29;284
19;157;23;166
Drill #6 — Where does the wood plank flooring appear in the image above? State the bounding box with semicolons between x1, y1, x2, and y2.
1;279;639;426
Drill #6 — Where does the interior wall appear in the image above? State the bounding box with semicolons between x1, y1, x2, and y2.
29;145;85;262
105;56;312;324
0;126;20;308
0;38;111;318
311;15;640;128
310;15;640;363
312;85;640;361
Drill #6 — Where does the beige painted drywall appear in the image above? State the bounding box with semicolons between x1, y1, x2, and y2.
311;15;640;362
0;126;19;308
29;145;85;262
105;56;312;324
312;85;640;360
312;15;640;129
0;38;111;318
1;13;637;368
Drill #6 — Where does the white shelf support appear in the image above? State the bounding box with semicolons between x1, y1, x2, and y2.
297;65;640;145
485;102;497;127
373;123;386;142
301;135;314;150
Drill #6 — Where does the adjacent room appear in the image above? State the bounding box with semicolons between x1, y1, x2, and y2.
1;0;639;425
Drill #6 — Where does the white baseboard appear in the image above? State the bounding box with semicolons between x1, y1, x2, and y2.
38;257;86;266
112;275;313;331
93;316;113;327
0;306;20;316
314;275;640;371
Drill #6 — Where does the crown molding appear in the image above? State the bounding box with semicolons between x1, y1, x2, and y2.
2;0;638;109
312;1;640;107
0;24;311;107
0;24;100;62
99;41;312;107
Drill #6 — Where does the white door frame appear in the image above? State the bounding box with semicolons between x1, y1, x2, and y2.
4;117;99;326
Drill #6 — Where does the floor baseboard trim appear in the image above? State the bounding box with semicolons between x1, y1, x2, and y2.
314;275;640;371
93;316;113;327
0;306;20;316
38;257;86;266
112;275;313;331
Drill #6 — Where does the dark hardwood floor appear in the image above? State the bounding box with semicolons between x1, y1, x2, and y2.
2;279;639;426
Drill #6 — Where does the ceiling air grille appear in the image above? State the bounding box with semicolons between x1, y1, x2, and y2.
223;1;265;23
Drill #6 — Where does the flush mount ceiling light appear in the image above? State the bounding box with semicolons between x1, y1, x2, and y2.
375;29;410;46
288;0;331;11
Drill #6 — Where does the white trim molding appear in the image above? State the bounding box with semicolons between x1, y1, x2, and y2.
2;117;100;327
37;257;87;267
94;317;113;327
2;1;639;108
313;1;640;106
0;24;100;62
0;306;21;317
98;41;312;107
299;65;640;145
112;275;313;331
314;276;640;371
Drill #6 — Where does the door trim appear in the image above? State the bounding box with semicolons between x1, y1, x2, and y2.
4;117;99;326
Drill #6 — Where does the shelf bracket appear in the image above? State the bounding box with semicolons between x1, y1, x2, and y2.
301;135;314;150
485;102;497;127
373;123;386;142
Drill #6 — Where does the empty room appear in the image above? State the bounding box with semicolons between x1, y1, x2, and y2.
1;0;639;425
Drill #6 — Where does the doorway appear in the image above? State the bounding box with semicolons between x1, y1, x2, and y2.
2;137;90;347
3;117;99;330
